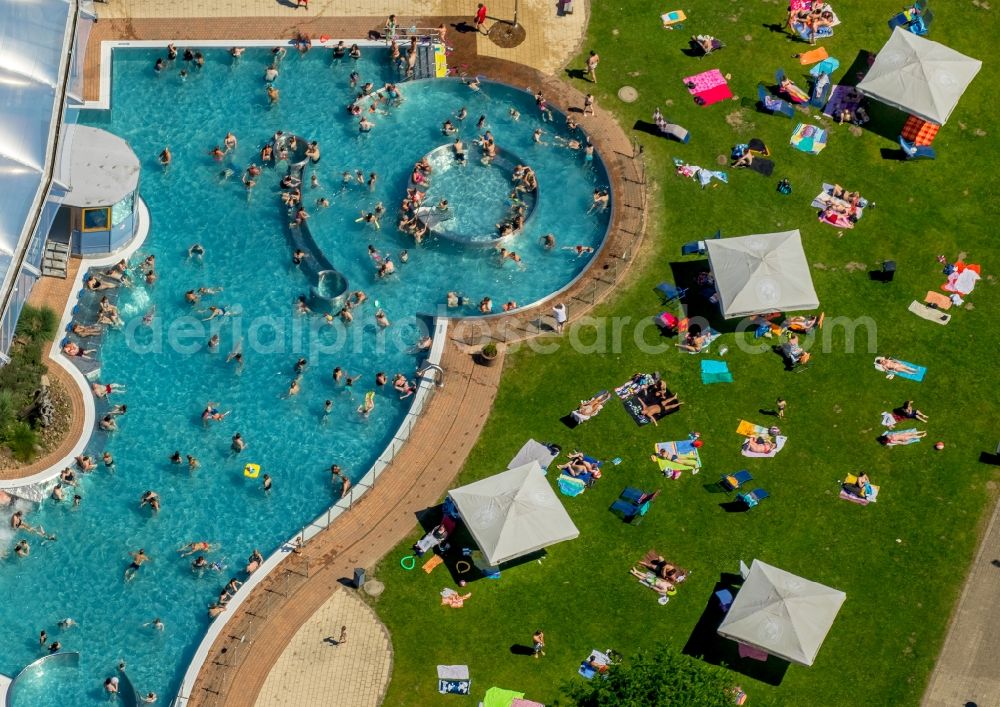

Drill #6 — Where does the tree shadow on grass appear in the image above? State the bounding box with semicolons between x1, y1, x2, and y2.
682;574;790;686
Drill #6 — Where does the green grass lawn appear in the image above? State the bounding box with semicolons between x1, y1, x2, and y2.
368;2;1000;704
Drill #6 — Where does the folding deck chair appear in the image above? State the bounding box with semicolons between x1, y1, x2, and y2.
610;488;659;524
656;282;687;305
757;84;795;118
899;136;936;160
738;488;770;509
680;229;721;256
719;470;752;492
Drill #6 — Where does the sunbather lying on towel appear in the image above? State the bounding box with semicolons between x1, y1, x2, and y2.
779;76;810;103
576;391;611;418
640;397;683;426
629;567;674;594
784;313;823;333
558;452;600;478
691;35;722;53
639;553;688;582
732;151;755;169
744;436;776;454
875;357;917;374
880;429;926;445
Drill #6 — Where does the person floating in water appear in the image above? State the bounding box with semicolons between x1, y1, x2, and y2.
124;548;150;582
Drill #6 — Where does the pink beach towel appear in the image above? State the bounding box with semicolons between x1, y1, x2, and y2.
683;69;726;94
697;84;733;106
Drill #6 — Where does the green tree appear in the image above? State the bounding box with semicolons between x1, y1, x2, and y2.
568;647;738;707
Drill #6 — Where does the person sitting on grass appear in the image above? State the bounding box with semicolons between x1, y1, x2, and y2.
744;436;776;454
676;328;708;353
880;429;927;445
898;400;929;423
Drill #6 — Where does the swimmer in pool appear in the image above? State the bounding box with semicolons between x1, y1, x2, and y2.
375;310;390;328
124;549;150;581
207;334;219;352
542;233;556;249
201;402;230;423
202;305;232;321
179;541;216;557
192;555;208;571
284;377;302;398
143;617;165;631
231;433;246;453
139;490;160;513
564;245;595;257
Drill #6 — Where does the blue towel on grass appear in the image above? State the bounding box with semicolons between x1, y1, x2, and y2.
558;475;587;497
875;359;926;382
701;359;733;384
894;362;926;382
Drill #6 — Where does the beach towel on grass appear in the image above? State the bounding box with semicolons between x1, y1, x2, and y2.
653;440;702;475
942;263;981;296
885;428;922;446
684;69;726;94
874;359;926;382
615;373;655;399
483;687;524;707
438;665;472;694
909;301;951;325
736;420;773;438
790;123;828;154
622;392;679;426
841;473;879;505
558;474;587;497
675;160;728;187
741;435;788;458
823;84;861;118
747;157;775;176
798;47;828;65
701;359;733;384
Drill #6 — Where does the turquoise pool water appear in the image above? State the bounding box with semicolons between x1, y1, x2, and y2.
0;46;609;705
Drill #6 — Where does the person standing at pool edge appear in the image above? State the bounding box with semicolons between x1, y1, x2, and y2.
552;303;567;334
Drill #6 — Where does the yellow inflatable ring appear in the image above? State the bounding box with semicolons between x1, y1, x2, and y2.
244;463;261;479
456;560;472;574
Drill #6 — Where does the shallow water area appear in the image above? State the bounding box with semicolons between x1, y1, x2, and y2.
0;46;609;706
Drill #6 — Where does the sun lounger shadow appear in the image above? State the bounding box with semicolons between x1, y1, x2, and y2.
719;500;750;513
879;147;909;162
633;120;665;138
560;413;580;429
683;577;789;685
510;644;536;656
702;482;729;495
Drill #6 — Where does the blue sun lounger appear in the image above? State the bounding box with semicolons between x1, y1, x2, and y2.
757;84;795;118
738;488;769;509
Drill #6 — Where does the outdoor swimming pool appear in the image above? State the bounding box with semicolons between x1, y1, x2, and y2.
0;45;610;705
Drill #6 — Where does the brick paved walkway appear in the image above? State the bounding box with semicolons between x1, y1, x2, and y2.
922;492;1000;707
254;588;392;707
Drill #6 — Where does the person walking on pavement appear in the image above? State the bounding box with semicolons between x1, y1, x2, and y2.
475;3;489;34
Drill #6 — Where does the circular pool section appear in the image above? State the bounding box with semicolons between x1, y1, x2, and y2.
415;144;538;247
